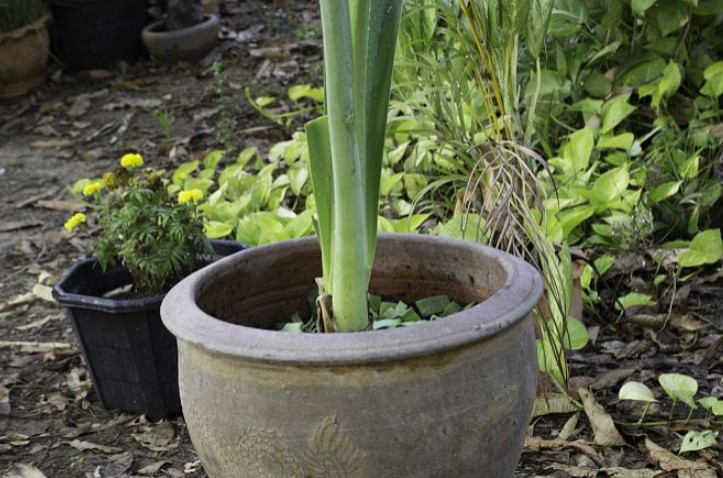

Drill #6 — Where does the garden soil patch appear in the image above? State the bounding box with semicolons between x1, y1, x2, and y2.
0;1;721;476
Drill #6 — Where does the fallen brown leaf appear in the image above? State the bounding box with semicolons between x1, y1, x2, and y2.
69;439;122;454
30;139;73;149
0;220;43;232
131;422;177;452
67;95;91;117
524;437;604;466
645;438;711;472
0;385;9;415
138;460;170;475
591;368;636;390
3;464;48;478
36;199;83;212
579;388;626;446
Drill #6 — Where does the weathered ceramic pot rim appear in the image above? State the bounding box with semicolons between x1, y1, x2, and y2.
142;14;219;39
0;12;51;44
161;233;543;365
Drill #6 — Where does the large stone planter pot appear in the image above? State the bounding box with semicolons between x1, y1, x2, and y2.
162;234;543;477
0;14;50;98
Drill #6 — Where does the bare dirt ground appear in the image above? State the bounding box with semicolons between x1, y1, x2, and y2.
0;1;721;477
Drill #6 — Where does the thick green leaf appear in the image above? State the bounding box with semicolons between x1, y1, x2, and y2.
590;167;630;209
563;317;589;350
659;373;698;409
679;430;718;453
583;72;613;98
615;292;657;310
597;133;634;151
601;95;636;134
619;381;658;402
653;1;690;37
699;397;719;409
203;150;225;170
679;229;723;268
631;0;657;16
204;221;234;239
305;116;334;288
649;181;682;204
563;127;595;174
416;295;450;318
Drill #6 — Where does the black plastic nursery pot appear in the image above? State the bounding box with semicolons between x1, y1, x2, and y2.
53;240;244;420
49;0;149;69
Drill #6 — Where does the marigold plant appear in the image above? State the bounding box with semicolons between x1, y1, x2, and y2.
66;154;212;294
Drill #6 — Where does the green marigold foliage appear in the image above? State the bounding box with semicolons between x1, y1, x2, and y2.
78;156;212;294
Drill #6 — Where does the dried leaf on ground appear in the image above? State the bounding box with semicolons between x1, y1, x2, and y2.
0;220;43;232
0;385;10;415
131;422;177;452
66;368;91;399
30;139;73;149
645;438;712;472
2;464;48;478
591;368;636;390
601;467;661;478
138;460;170;475
69;439;122;454
579;388;626;446
524;437;604;466
67;95;91;117
36;199;83;212
533;393;581;417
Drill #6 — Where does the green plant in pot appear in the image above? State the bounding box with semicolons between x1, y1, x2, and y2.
0;0;50;98
53;154;245;420
141;0;220;64
160;1;543;476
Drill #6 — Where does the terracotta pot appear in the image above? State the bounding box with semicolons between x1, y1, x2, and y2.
141;14;219;63
0;13;50;98
161;234;543;477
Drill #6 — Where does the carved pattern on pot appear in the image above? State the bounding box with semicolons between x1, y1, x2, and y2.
235;427;304;477
301;415;365;478
187;409;365;477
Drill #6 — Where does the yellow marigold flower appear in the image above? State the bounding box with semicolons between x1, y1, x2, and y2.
120;153;144;168
82;181;104;197
178;189;203;205
64;213;87;232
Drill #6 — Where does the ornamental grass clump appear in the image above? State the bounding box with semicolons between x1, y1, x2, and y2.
0;0;45;33
65;154;212;294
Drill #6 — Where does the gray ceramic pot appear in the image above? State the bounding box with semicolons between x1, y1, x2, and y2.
161;234;543;477
141;14;219;63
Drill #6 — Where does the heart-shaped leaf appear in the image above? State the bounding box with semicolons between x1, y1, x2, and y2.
619;381;658;403
659;373;698;409
679;430;718;454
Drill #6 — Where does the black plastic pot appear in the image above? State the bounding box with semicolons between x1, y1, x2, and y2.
49;0;149;69
53;240;245;420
